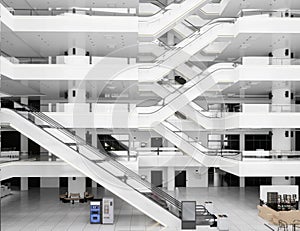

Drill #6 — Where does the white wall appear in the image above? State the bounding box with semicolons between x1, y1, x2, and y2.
41;177;59;188
139;167;208;189
68;177;86;197
272;177;294;185
1;6;138;33
1;57;138;81
186;167;208;188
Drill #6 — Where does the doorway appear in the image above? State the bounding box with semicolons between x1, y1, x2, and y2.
296;131;300;151
151;171;163;187
175;170;186;187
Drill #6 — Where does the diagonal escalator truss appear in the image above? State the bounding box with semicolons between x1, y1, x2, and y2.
0;101;216;228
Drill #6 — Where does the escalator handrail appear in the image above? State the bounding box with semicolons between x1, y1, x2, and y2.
5;106;182;215
3;100;182;210
31;111;182;208
139;0;185;20
139;17;236;70
160;82;223;119
162;120;241;158
139;65;236;115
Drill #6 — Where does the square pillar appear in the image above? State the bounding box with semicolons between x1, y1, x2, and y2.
68;177;86;197
167;167;175;191
213;168;220;187
20;134;28;156
239;177;245;188
21;177;28;191
92;180;97;188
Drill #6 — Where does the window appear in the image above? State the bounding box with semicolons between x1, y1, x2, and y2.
245;134;272;151
223;135;240;150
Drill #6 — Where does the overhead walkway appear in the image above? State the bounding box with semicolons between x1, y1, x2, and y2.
0;103;216;228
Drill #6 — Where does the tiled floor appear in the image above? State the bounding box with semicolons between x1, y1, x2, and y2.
1;187;270;231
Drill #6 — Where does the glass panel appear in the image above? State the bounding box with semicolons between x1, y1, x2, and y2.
182;201;196;221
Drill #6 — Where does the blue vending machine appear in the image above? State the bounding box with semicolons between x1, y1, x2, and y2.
90;200;101;224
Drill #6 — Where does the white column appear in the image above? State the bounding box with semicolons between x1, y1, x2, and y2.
68;81;86;104
67;47;86;56
213;168;220;187
239;133;245;152
20;98;29;157
21;177;28;191
272;82;292;151
91;129;98;148
167;167;175;191
68;177;86;197
20;134;28;156
92;181;97;188
239;177;245;188
41;177;59;188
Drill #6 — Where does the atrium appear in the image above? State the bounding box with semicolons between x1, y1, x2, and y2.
1;0;300;230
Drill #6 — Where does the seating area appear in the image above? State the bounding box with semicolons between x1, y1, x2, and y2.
258;205;300;230
59;192;94;204
1;185;11;198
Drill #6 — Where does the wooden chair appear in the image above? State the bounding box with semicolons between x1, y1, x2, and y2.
278;220;288;231
292;219;300;231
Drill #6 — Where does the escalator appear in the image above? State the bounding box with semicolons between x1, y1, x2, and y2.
142;72;227;129
139;17;235;82
98;134;129;152
139;0;210;41
98;134;129;159
153;120;241;167
138;63;237;127
0;101;216;228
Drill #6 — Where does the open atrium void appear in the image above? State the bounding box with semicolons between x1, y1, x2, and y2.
1;0;300;230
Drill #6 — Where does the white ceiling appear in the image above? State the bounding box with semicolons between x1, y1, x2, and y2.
216;34;300;61
25;80;141;101
1;0;139;9
222;81;300;97
1;24;138;57
221;0;300;17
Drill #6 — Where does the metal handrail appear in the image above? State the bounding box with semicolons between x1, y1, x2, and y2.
4;100;182;214
139;17;235;70
161;82;223;118
9;8;136;16
19;108;182;212
162;120;241;158
237;9;300;18
157;18;235;64
139;0;185;19
140;65;236;115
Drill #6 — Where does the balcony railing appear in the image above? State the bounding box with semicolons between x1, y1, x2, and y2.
269;104;300;113
7;7;136;16
269;58;300;65
237;9;300;18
